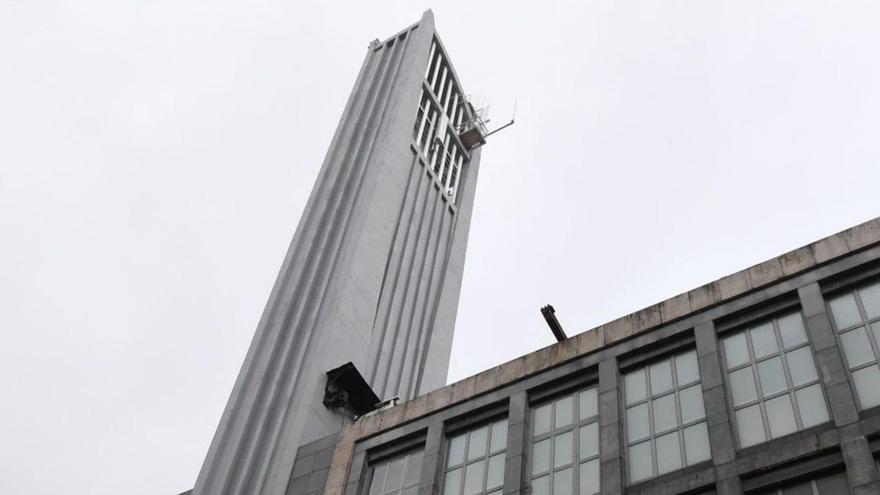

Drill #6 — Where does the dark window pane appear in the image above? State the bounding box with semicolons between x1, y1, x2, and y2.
723;332;750;368
840;327;874;368
778;313;808;349
555;396;574;429
830;293;862;329
532;438;551;474
490;420;508;453
624;369;647;405
750;322;778;359
464;460;485;495
468;426;488;461
554;431;573;468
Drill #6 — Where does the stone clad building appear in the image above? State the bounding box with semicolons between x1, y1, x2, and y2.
294;217;880;495
187;10;880;495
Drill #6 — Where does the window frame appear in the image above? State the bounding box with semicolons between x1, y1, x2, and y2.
825;279;880;411
621;347;711;484
719;311;831;450
441;417;509;495
527;382;601;495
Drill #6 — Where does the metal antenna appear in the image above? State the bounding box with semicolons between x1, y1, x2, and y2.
482;99;516;139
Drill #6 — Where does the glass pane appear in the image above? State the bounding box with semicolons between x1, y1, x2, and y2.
464;460;485;495
778;313;808;349
553;468;572;495
786;347;819;387
448;435;466;467
490;420;508;453
628;441;652;483
652;394;677;433
649;359;673;395
531;475;549;495
486;454;504;490
683;422;710;465
371;464;388;495
579;388;598;420
532;439;551;474
729;367;758;406
853;365;880;409
675;350;700;385
655;431;681;475
554;431;573;468
795;384;829;428
624;369;647;405
405;451;422;485
736;404;766;448
757;357;787;397
578;423;598;459
750;322;779;359
386;458;405;491
765;394;797;438
840;327;875;369
468;426;489;461
579;459;599;495
555;396;574;429
404;486;418;495
723;332;750;368
679;385;706;423
829;293;862;329
861;282;880;319
626;403;649;442
534;405;552;437
443;468;462;495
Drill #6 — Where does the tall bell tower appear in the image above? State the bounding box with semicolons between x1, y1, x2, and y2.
193;11;486;495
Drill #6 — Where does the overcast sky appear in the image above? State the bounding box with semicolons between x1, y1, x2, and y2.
2;1;880;494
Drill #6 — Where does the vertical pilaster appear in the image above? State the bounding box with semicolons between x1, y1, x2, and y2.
504;392;528;495
841;437;880;494
420;422;445;495
797;283;860;427
598;358;622;495
694;321;740;494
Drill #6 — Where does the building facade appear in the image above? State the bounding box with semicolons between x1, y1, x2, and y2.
193;11;484;495
292;217;880;495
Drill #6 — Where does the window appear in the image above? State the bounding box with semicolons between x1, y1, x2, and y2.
412;38;467;202
368;449;423;495
623;349;710;483
827;280;880;409
443;419;507;495
530;387;600;495
753;470;849;494
721;312;830;449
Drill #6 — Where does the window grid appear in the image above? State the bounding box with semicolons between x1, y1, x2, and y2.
529;387;600;495
623;349;710;484
412;38;467;202
368;450;423;495
442;418;508;495
827;280;880;410
721;312;830;449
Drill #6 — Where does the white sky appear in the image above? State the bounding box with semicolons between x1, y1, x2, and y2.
2;1;880;494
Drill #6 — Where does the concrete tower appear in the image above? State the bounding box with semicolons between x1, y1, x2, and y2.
193;11;484;495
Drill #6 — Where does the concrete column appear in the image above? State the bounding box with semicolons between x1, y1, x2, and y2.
797;283;860;427
841;436;880;495
420;422;444;495
694;321;741;494
598;357;622;495
503;392;528;495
